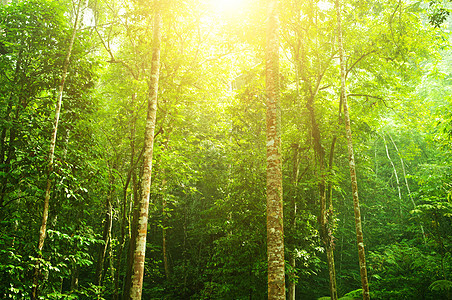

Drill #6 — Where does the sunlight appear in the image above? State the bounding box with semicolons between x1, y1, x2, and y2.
211;0;246;14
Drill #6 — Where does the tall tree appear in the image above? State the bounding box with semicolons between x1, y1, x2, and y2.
334;0;370;298
128;2;162;299
265;0;285;298
31;0;82;298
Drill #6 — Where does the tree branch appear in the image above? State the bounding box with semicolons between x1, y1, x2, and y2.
346;49;378;79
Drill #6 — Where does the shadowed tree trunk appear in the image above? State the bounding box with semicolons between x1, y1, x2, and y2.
160;139;171;281
31;1;82;298
326;136;338;300
265;0;285;298
162;176;170;281
306;94;338;300
127;4;162;299
288;144;299;300
335;0;370;298
96;170;114;286
114;94;139;300
123;178;139;299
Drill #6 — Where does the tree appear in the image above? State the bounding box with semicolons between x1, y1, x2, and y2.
31;0;83;298
128;2;162;299
265;0;285;298
335;0;370;298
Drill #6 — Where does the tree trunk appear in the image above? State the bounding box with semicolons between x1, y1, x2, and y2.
160;149;170;281
162;181;170;281
307;94;338;300
31;1;82;298
335;0;370;298
114;96;138;300
123;183;139;300
71;263;79;291
383;135;402;216
0;54;23;209
96;174;114;286
265;0;285;298
127;5;162;299
326;137;338;300
387;133;426;243
288;144;299;300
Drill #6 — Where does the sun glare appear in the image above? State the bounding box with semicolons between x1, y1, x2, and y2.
211;0;246;14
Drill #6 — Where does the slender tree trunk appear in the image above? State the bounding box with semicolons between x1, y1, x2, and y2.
0;49;23;209
335;0;370;298
96;174;114;286
114;98;137;300
383;135;402;215
127;5;162;299
160;139;171;281
387;134;426;243
71;262;79;291
307;94;338;300
326;137;338;300
158;137;171;281
288;144;299;300
162;177;170;281
123;182;139;299
265;0;285;298
31;1;82;298
123;170;140;299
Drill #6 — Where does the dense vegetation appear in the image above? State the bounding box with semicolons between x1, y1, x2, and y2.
0;0;451;299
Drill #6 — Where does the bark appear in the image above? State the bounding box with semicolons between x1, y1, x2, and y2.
265;0;285;298
335;0;370;298
31;1;82;298
127;6;162;299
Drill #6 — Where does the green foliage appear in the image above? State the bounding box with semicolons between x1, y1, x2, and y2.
1;0;452;299
430;279;452;292
368;242;451;299
342;288;363;299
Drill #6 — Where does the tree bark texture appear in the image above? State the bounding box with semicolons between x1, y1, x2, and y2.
31;1;82;298
128;7;162;300
335;0;370;298
265;0;285;298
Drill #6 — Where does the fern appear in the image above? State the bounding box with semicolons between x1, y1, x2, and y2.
429;280;452;292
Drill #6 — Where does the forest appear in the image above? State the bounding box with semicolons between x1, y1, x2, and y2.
0;0;451;299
